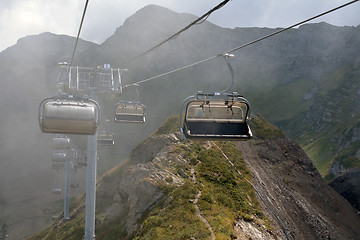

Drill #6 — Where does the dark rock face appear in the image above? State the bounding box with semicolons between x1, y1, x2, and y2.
98;131;360;239
329;168;360;212
235;136;360;240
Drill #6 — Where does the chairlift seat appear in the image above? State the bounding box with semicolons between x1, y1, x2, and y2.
76;162;87;168
52;136;72;150
180;93;252;141
39;97;100;135
52;188;62;194
97;131;115;146
114;102;145;123
184;119;251;140
52;152;67;162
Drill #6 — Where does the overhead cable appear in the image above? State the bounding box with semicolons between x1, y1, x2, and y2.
125;0;359;88
227;0;360;54
123;0;230;65
69;0;90;67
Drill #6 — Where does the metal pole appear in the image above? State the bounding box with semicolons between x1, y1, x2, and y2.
84;134;97;240
63;152;70;220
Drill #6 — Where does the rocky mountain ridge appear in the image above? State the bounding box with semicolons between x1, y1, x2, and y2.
82;5;360;179
29;116;360;239
329;167;360;212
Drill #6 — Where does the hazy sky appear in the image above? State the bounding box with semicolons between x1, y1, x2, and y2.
0;0;359;52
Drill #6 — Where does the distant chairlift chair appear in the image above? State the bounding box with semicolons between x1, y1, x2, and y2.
97;119;115;146
51;135;72;150
114;84;146;123
51;151;67;170
114;101;146;123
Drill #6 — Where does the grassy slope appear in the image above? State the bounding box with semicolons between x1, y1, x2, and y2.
249;60;360;180
29;116;272;240
135;116;270;239
135;140;267;239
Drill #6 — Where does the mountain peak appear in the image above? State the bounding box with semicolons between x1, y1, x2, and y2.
117;4;196;34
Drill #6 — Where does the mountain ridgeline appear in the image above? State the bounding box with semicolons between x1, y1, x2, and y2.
86;5;360;180
28;116;360;239
0;4;359;239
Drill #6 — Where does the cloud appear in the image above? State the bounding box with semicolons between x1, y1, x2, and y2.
0;0;82;51
0;0;359;52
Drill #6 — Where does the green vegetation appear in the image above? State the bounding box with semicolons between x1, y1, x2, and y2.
250;114;285;139
96;213;129;240
29;116;267;240
332;141;360;169
28;212;85;240
248;77;314;123
136;141;267;239
154;115;179;136
196;142;266;236
256;61;360;180
135;182;209;240
324;141;360;182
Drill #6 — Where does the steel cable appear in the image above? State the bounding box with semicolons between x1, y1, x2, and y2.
125;0;359;88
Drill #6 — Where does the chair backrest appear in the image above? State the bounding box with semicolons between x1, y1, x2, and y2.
114;102;146;123
39;97;100;135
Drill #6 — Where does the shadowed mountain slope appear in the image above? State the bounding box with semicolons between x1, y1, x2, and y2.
28;116;360;240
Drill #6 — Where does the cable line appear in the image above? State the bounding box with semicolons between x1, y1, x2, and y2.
69;0;90;68
122;0;230;65
125;0;359;88
124;54;220;88
227;0;360;54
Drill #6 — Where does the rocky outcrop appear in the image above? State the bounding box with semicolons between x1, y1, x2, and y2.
329;168;360;212
236;136;360;240
97;131;360;239
96;133;185;237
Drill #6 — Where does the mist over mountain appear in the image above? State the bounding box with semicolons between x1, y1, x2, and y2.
0;4;359;239
28;116;360;240
87;5;360;180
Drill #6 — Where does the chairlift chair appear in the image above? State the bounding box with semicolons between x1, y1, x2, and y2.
180;92;252;140
114;101;146;123
76;162;87;168
52;188;62;194
39;96;100;135
52;151;68;163
75;151;87;168
51;136;72;150
114;84;146;123
179;53;252;141
97;119;115;146
97;131;115;146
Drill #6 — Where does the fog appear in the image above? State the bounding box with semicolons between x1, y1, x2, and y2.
1;0;360;51
0;3;359;239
